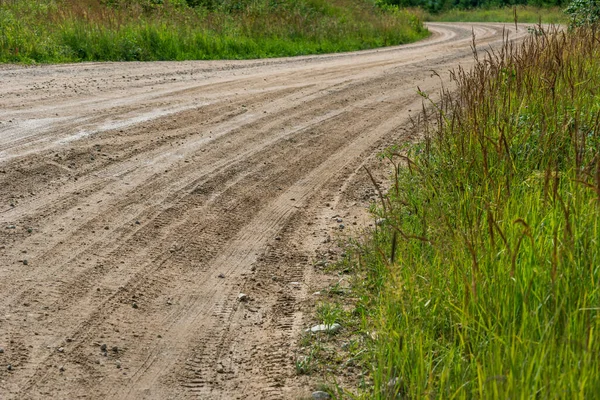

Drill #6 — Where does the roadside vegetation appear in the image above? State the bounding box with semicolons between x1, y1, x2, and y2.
420;5;567;23
300;18;600;400
378;0;570;23
0;0;428;63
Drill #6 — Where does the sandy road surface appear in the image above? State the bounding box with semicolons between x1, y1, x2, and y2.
0;23;529;399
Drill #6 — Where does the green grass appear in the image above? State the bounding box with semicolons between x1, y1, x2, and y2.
0;0;429;63
341;25;600;398
420;5;568;24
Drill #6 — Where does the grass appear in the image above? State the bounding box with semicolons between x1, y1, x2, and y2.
320;24;600;398
419;5;569;24
0;0;429;63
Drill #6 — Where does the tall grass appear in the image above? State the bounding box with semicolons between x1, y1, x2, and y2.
0;0;428;63
420;5;568;23
353;25;600;398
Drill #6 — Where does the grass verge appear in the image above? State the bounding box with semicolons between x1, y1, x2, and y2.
0;0;428;63
420;5;568;24
301;24;600;398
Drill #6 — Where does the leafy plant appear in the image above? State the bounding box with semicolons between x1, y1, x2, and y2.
565;0;600;26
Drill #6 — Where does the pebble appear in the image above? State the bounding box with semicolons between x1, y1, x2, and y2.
306;323;341;334
22;259;28;266
7;364;12;371
112;346;119;353
218;273;225;279
100;343;107;352
216;364;224;373
57;347;64;353
336;218;343;223
339;224;345;230
0;348;4;353
237;293;249;302
132;302;139;309
312;391;331;400
116;360;121;369
59;365;65;372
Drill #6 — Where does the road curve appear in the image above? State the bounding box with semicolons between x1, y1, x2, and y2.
0;23;529;399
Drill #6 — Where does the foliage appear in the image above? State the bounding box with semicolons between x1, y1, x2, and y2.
0;0;428;63
565;0;600;26
378;0;568;13
350;25;600;398
420;5;568;22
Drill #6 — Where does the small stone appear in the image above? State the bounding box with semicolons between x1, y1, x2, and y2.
339;224;345;230
22;259;28;266
237;293;249;302
100;344;107;352
376;218;386;226
7;364;12;371
336;218;343;223
306;323;341;334
57;347;64;353
218;273;225;279
116;360;121;369
59;365;65;372
112;346;119;353
275;236;281;241
312;391;331;400
216;364;224;373
135;220;140;225
0;348;4;353
132;302;138;309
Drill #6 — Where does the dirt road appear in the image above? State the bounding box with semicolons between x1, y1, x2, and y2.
0;23;529;399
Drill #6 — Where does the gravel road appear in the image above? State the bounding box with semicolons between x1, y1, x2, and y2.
0;23;529;399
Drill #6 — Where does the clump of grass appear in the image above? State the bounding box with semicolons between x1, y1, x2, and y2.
351;24;600;398
0;0;428;63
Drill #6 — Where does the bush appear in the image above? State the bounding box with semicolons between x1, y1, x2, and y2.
565;0;600;26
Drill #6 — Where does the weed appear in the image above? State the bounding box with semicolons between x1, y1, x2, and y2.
419;5;569;24
346;24;600;398
0;0;429;63
316;302;344;326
